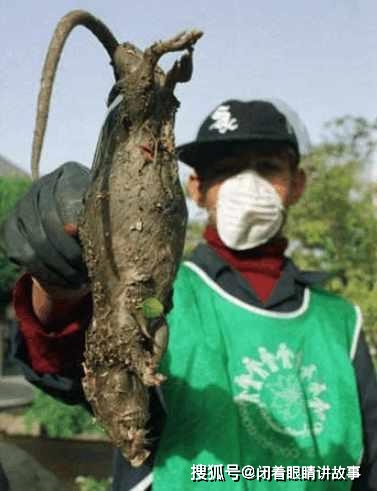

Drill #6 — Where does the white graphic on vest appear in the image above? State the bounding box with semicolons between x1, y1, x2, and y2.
234;343;331;440
208;105;239;134
276;343;294;369
300;364;316;380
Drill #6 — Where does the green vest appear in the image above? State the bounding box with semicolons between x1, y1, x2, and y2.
153;262;363;490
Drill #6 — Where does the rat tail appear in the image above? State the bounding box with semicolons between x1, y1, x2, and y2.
31;10;119;180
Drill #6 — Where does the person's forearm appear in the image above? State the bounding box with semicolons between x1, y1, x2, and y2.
31;277;90;332
13;274;92;374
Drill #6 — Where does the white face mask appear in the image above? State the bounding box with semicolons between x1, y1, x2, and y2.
216;169;285;250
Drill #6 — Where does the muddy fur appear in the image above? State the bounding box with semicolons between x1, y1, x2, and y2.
30;10;202;466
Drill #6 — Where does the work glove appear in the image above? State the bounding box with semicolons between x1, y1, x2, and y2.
2;161;90;291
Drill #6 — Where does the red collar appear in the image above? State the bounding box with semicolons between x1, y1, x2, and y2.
203;226;287;301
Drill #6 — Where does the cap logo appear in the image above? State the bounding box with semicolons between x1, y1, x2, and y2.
208;105;239;134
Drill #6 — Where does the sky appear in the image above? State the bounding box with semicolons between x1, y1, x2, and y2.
0;0;376;184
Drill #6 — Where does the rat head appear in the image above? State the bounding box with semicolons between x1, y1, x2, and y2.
110;41;175;126
112;42;146;80
110;32;202;124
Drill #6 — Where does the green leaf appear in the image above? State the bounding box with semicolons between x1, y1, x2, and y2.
142;297;164;318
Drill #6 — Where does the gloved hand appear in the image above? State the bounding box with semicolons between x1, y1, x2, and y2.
2;161;90;292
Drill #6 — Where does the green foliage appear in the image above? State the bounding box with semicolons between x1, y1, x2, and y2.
0;255;20;303
75;476;112;491
0;176;31;222
0;176;31;309
24;389;104;438
322;115;377;164
184;220;204;257
287;116;377;355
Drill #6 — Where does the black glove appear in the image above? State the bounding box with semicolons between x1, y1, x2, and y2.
2;161;90;290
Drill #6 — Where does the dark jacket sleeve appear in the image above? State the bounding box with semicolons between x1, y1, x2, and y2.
352;331;377;490
10;274;90;407
11;323;88;407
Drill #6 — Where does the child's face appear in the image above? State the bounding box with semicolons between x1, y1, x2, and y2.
187;146;306;228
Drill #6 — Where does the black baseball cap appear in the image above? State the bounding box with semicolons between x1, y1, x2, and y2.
177;99;308;170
